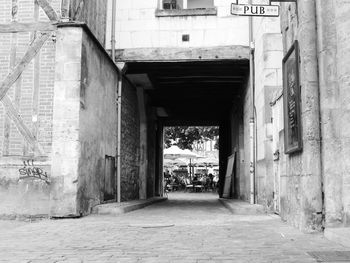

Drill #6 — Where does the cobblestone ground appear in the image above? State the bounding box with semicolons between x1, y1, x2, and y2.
0;192;347;263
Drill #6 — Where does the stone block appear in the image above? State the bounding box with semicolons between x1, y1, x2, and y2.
186;30;205;47
139;8;157;20
263;50;283;69
320;109;342;140
55;29;82;62
159;31;178;47
263;33;283;52
131;31;153;48
116;0;132;10
340;111;350;138
117;31;132;49
261;69;279;86
131;0;157;9
115;9;129;21
63;62;81;81
128;9;140;20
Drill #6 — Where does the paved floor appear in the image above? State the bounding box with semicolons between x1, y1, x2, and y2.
0;192;348;263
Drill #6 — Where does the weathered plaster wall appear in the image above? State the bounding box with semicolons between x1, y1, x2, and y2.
107;0;249;49
77;30;119;214
0;157;51;218
121;80;140;201
50;26;82;216
69;0;108;46
280;1;323;231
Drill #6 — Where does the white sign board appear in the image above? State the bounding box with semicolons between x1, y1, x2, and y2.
231;3;280;17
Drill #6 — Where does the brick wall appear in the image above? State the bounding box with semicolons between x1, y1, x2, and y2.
0;0;59;217
76;29;119;214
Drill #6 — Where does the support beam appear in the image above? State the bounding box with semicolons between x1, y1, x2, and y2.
0;22;56;33
2;95;45;155
36;0;59;21
61;0;70;20
0;33;51;100
115;46;250;62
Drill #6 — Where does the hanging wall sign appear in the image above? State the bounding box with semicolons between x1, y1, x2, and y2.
231;3;279;17
283;40;302;154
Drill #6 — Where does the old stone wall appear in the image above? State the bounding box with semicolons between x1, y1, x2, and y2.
333;0;350;228
76;30;119;215
279;1;323;231
315;0;350;228
121;80;140;201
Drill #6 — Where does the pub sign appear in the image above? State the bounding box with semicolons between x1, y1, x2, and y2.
283;40;302;154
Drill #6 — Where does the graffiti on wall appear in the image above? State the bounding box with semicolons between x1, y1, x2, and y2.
18;160;50;184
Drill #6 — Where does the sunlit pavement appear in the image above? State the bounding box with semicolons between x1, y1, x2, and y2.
0;192;347;263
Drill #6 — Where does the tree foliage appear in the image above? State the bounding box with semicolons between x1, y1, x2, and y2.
164;126;219;150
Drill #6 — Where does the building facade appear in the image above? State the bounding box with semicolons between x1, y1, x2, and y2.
0;0;349;244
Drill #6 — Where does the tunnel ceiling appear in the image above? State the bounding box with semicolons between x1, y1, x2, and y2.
126;60;249;124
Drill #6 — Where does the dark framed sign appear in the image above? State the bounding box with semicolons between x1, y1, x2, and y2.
283;40;302;154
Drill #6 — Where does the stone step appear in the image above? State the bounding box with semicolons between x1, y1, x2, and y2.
92;197;167;216
219;198;267;215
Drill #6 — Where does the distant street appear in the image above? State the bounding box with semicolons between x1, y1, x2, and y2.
0;192;347;263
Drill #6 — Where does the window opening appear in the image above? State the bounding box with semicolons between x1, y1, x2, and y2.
162;0;214;10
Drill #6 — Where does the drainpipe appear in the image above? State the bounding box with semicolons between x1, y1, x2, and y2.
249;0;256;205
116;62;126;203
111;0;120;202
111;0;116;61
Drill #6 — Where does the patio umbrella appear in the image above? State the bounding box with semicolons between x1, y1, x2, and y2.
164;146;201;179
163;145;198;159
192;156;219;166
164;158;187;167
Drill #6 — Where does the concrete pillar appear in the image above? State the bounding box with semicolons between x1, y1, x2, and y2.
50;26;83;216
155;121;164;196
315;0;341;228
296;0;323;231
280;0;323;231
136;87;148;199
334;0;350;226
